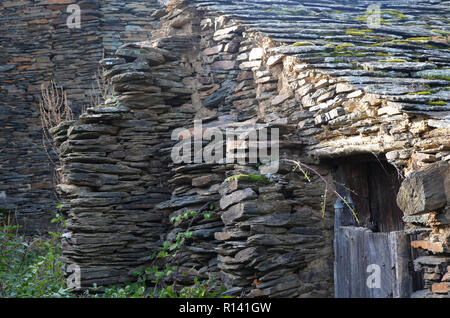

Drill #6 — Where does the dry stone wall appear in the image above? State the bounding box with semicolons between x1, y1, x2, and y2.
397;161;450;297
153;5;336;297
177;0;450;297
51;3;338;296
4;0;450;297
50;40;195;286
0;0;162;233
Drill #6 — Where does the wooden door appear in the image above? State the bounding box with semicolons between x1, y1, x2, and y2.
334;203;413;297
332;158;414;298
332;158;404;231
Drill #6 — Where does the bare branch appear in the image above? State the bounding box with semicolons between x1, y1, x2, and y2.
39;81;73;186
281;159;360;223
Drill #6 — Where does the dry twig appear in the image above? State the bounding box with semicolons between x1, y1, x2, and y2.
39;81;73;185
281;159;360;223
89;60;112;109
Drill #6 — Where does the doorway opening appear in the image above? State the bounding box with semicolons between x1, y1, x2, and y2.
328;154;423;297
331;154;404;232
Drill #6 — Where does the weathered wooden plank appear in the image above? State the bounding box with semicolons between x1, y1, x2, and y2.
334;160;406;231
334;198;357;298
389;231;413;298
335;226;413;298
335;226;351;298
333;159;417;298
340;162;372;227
364;231;380;298
349;227;367;298
366;231;394;298
367;163;404;232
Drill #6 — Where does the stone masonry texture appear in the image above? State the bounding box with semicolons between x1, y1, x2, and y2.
0;0;162;234
2;0;450;297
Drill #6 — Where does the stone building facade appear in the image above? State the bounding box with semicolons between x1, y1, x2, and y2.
2;0;450;297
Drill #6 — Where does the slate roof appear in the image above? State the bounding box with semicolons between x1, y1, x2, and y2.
187;0;450;119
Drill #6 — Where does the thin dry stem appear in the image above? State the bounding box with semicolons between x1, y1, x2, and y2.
39;81;73;186
281;159;360;223
89;62;112;109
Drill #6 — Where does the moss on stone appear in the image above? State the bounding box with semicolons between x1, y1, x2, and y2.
336;43;355;50
346;29;373;37
354;16;368;22
422;75;450;81
330;49;367;57
431;29;450;36
375;52;392;57
426;101;447;106
370;37;436;47
380;9;409;19
378;58;407;62
408;91;432;95
406;36;434;42
355;15;389;24
292;42;315;47
366;35;389;41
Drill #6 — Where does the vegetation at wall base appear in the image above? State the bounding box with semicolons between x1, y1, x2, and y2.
0;210;228;298
0;214;69;298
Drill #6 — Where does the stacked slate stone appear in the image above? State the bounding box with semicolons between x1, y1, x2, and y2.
153;120;281;287
211;127;335;297
51;104;166;286
51;1;103;114
156;0;449;298
397;161;450;297
0;0;72;234
182;0;449;180
413;256;450;297
101;0;162;54
0;0;164;234
185;0;450;169
175;8;260;121
151;120;258;287
41;0;450;297
229;36;450;172
49;39;195;287
148;7;262;287
155;161;227;285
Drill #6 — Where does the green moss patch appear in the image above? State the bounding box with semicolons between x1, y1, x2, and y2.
422;76;450;81
378;58;407;62
426;101;447;106
336;43;355;50
408;91;432;95
346;29;373;36
292;42;315;47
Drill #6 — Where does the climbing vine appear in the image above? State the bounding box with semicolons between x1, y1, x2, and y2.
93;204;228;298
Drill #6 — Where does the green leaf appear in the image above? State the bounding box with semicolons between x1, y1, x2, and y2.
155;271;165;280
157;251;168;258
169;243;178;251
